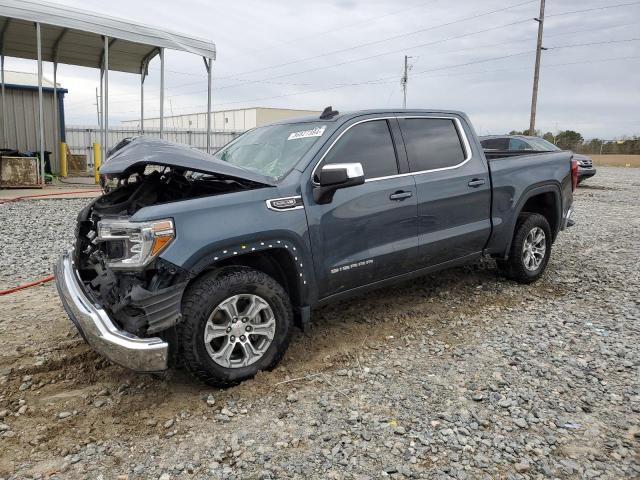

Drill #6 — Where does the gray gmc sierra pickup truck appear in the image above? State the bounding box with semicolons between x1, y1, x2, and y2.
55;108;577;386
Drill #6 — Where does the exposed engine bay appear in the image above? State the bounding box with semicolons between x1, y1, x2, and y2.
74;164;268;337
96;166;265;216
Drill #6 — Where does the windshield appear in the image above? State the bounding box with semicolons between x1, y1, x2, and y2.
213;122;328;180
527;137;561;151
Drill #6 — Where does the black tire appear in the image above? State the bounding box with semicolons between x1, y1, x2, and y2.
497;213;552;284
178;268;293;387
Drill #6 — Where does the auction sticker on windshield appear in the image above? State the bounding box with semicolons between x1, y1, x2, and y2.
287;126;326;141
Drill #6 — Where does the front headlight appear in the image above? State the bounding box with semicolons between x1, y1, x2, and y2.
97;218;175;269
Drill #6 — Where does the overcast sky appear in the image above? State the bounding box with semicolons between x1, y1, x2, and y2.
6;0;640;138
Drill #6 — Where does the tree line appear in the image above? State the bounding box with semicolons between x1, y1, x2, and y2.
508;130;640;155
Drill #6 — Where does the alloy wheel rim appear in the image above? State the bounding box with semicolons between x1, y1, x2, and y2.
522;226;546;271
204;294;276;368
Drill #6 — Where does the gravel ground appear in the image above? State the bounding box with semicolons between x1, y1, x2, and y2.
0;166;638;479
0;198;89;289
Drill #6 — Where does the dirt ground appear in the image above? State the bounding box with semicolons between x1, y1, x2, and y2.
590;154;640;167
1;263;509;478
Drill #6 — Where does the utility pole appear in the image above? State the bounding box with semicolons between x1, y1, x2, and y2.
401;55;412;109
529;0;546;136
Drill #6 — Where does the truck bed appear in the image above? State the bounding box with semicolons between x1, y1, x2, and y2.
484;150;574;257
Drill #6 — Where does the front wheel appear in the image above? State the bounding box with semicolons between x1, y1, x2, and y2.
497;213;552;284
178;268;293;387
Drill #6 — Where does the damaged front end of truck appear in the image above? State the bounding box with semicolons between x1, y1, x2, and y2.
55;137;275;370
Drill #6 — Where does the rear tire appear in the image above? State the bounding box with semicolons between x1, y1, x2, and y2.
178;268;293;387
497;213;551;284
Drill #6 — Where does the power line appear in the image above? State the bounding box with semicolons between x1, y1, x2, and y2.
230;0;441;58
199;3;640;89
547;37;640;49
96;51;637;119
102;50;536;116
107;32;638;118
106;53;640;117
67;12;537;108
211;17;535;90
165;18;639;84
546;0;640;18
217;0;640;82
66;25;640;112
398;54;640;80
68;6;637;108
218;0;538;80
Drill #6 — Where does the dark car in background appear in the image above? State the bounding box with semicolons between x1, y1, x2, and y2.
480;135;596;183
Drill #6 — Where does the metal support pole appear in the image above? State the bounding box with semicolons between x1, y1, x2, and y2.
140;73;145;134
36;22;45;185
159;47;165;138
53;61;59;172
529;0;546;136
204;57;213;153
1;54;6;148
99;68;103;168
103;36;109;162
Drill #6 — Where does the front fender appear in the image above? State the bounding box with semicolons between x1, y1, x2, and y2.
187;233;314;286
132;190;315;302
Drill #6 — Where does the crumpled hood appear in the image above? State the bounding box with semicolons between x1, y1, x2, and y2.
100;136;276;186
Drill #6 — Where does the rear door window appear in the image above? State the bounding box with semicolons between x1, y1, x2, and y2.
320;119;398;180
398;118;466;172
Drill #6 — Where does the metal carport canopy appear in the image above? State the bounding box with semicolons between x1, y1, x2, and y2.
0;0;216;72
0;0;216;181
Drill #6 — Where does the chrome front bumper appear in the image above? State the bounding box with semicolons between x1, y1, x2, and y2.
54;250;169;372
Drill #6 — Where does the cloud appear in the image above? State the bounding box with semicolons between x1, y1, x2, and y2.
7;0;639;138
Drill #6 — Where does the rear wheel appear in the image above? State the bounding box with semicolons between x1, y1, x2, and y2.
498;213;551;284
178;268;293;387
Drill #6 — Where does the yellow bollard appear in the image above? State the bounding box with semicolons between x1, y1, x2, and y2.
93;143;101;184
59;142;68;177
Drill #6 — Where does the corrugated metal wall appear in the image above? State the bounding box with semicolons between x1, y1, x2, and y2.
0;87;58;163
65;127;241;173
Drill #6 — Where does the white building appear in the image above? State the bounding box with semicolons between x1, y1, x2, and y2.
121;107;322;132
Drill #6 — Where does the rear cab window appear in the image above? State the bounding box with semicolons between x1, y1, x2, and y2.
509;138;533;151
318;119;399;180
398;118;467;172
480;138;509;150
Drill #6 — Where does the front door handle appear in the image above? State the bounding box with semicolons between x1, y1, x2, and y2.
468;178;486;188
389;191;413;201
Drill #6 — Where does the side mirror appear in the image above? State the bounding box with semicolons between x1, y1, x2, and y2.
313;163;365;204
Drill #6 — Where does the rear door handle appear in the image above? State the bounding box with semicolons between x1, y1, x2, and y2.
389;191;413;201
468;179;486;188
